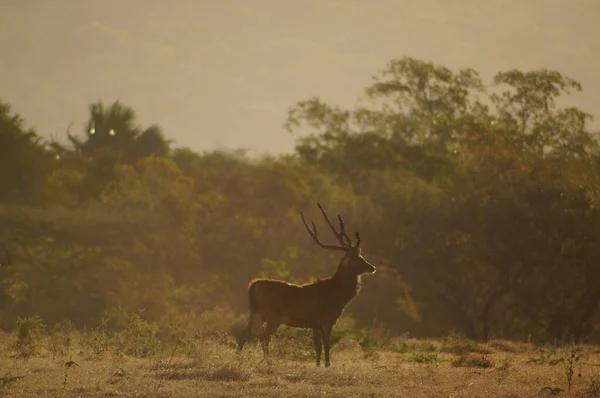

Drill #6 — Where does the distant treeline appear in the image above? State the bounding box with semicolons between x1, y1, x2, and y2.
1;57;600;343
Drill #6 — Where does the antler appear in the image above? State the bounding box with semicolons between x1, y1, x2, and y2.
316;203;353;247
300;203;359;251
353;231;361;248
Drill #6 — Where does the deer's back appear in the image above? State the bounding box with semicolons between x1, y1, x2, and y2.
249;278;351;328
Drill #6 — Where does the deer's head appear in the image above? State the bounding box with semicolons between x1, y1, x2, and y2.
301;203;376;277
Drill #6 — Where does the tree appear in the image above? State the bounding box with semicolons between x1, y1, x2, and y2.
50;101;173;202
285;56;600;341
491;69;597;157
68;101;171;162
0;100;55;204
3;57;600;344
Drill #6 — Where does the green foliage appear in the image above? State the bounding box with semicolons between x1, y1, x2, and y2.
407;351;439;364
70;101;171;162
2;55;600;347
440;335;491;355
85;314;111;357
1;372;25;388
115;310;162;357
48;320;75;359
14;315;45;358
0;101;55;204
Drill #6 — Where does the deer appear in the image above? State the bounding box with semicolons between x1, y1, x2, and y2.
236;203;376;367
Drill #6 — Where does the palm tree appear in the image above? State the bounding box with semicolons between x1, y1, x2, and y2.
67;100;171;162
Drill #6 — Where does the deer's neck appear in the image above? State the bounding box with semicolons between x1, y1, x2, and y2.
331;270;362;303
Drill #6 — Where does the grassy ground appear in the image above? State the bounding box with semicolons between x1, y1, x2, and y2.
1;318;600;397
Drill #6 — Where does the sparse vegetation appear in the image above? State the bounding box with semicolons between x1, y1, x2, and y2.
0;320;599;397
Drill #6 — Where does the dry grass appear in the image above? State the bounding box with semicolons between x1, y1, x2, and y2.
1;328;600;398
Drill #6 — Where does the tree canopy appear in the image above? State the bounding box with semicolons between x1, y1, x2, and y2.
1;56;599;343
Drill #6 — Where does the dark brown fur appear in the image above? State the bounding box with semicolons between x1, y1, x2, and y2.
237;204;375;367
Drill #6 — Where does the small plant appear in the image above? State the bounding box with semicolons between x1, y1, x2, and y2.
85;313;112;357
440;334;491;355
153;341;180;393
392;341;411;353
1;373;25;387
494;356;513;385
419;342;437;352
14;315;45;358
562;341;583;392
269;328;314;363
48;320;75;359
526;345;559;365
117;310;162;358
329;327;392;351
408;352;439;364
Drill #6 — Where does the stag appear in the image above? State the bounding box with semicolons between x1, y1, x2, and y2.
237;203;376;367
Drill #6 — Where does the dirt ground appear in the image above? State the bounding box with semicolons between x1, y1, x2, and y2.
1;333;600;398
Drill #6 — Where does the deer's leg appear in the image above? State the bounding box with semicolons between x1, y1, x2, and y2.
322;325;334;367
312;328;323;366
237;312;263;351
259;322;279;361
237;325;252;351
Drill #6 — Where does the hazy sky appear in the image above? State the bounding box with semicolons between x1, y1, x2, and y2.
1;0;599;154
